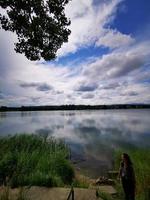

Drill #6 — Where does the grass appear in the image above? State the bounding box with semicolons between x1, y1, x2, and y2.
96;190;113;200
0;187;9;200
16;187;27;200
72;171;90;188
114;148;150;200
0;134;74;188
0;187;28;200
95;147;150;200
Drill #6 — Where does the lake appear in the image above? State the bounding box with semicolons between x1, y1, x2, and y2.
0;109;150;178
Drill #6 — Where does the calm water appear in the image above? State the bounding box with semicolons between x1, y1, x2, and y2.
0;109;150;178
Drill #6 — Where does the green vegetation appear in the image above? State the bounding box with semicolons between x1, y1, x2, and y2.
95;148;150;200
114;148;150;200
72;171;90;188
0;187;28;200
0;187;9;200
96;190;113;200
72;179;89;189
0;0;71;61
0;104;150;112
0;134;149;200
16;187;28;200
0;134;74;188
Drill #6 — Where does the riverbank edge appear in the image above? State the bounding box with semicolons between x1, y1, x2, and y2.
0;135;149;200
0;104;150;112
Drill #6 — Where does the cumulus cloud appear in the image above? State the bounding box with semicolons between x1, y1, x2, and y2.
37;83;53;92
76;82;98;92
82;93;95;99
0;0;150;106
82;41;150;81
0;92;5;99
96;29;134;49
19;82;53;92
120;91;139;96
57;0;132;57
20;83;40;88
134;71;150;83
100;82;120;90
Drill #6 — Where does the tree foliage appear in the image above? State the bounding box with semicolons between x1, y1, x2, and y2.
0;0;71;61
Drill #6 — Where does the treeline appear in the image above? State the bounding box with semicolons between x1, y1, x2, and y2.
0;104;150;112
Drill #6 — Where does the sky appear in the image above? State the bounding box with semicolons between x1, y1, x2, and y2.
0;0;150;106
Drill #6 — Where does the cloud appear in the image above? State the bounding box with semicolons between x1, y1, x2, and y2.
120;91;139;96
82;93;94;99
76;82;98;92
37;83;53;92
0;92;5;99
127;91;139;96
96;29;134;49
31;97;41;103
133;70;150;83
82;41;150;81
19;82;53;92
0;26;150;106
0;0;150;106
57;0;129;57
20;82;40;88
100;82;120;90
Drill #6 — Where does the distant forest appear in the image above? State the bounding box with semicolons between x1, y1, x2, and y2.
0;104;150;112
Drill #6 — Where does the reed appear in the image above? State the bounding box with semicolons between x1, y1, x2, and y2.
0;134;74;188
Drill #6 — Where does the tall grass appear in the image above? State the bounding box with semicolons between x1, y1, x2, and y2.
0;187;9;200
0;134;74;187
0;187;28;200
96;191;113;200
114;148;150;200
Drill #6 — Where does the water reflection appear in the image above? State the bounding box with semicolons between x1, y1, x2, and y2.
0;109;150;177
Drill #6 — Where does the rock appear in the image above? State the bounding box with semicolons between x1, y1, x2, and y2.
95;176;115;185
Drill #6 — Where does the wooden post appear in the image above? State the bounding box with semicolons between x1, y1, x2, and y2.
72;186;74;200
67;186;74;200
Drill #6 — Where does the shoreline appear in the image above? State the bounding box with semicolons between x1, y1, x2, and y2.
0;104;150;112
0;134;149;200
